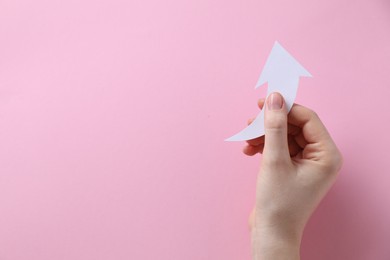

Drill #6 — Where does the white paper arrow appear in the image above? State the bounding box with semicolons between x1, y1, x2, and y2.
225;41;312;141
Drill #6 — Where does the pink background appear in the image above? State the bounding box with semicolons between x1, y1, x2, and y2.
1;0;390;259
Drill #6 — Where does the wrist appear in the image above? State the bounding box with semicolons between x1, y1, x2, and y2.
251;223;302;260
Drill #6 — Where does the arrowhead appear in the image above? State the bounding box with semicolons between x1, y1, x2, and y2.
255;41;312;89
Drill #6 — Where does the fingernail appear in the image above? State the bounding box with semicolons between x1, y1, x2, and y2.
267;92;283;110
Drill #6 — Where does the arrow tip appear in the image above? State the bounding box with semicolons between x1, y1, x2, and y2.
254;41;312;89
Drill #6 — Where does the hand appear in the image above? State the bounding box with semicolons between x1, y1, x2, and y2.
245;92;343;260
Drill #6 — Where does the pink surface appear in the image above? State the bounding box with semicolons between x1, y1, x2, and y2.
0;0;390;259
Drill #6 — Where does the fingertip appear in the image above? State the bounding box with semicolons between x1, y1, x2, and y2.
266;92;285;111
247;118;255;125
243;145;259;156
257;98;265;109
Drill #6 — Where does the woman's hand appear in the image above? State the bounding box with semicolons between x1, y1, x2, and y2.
245;92;343;260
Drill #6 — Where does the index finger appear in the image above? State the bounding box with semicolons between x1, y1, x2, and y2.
287;104;333;144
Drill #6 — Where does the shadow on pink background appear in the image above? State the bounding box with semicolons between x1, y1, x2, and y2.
0;0;389;259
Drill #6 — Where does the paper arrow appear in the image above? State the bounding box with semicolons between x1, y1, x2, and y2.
225;41;312;141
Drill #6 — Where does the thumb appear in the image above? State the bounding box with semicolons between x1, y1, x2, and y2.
263;92;290;164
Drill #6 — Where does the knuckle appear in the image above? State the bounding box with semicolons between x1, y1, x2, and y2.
322;148;344;175
263;154;291;169
333;150;344;173
265;113;286;130
307;109;319;120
